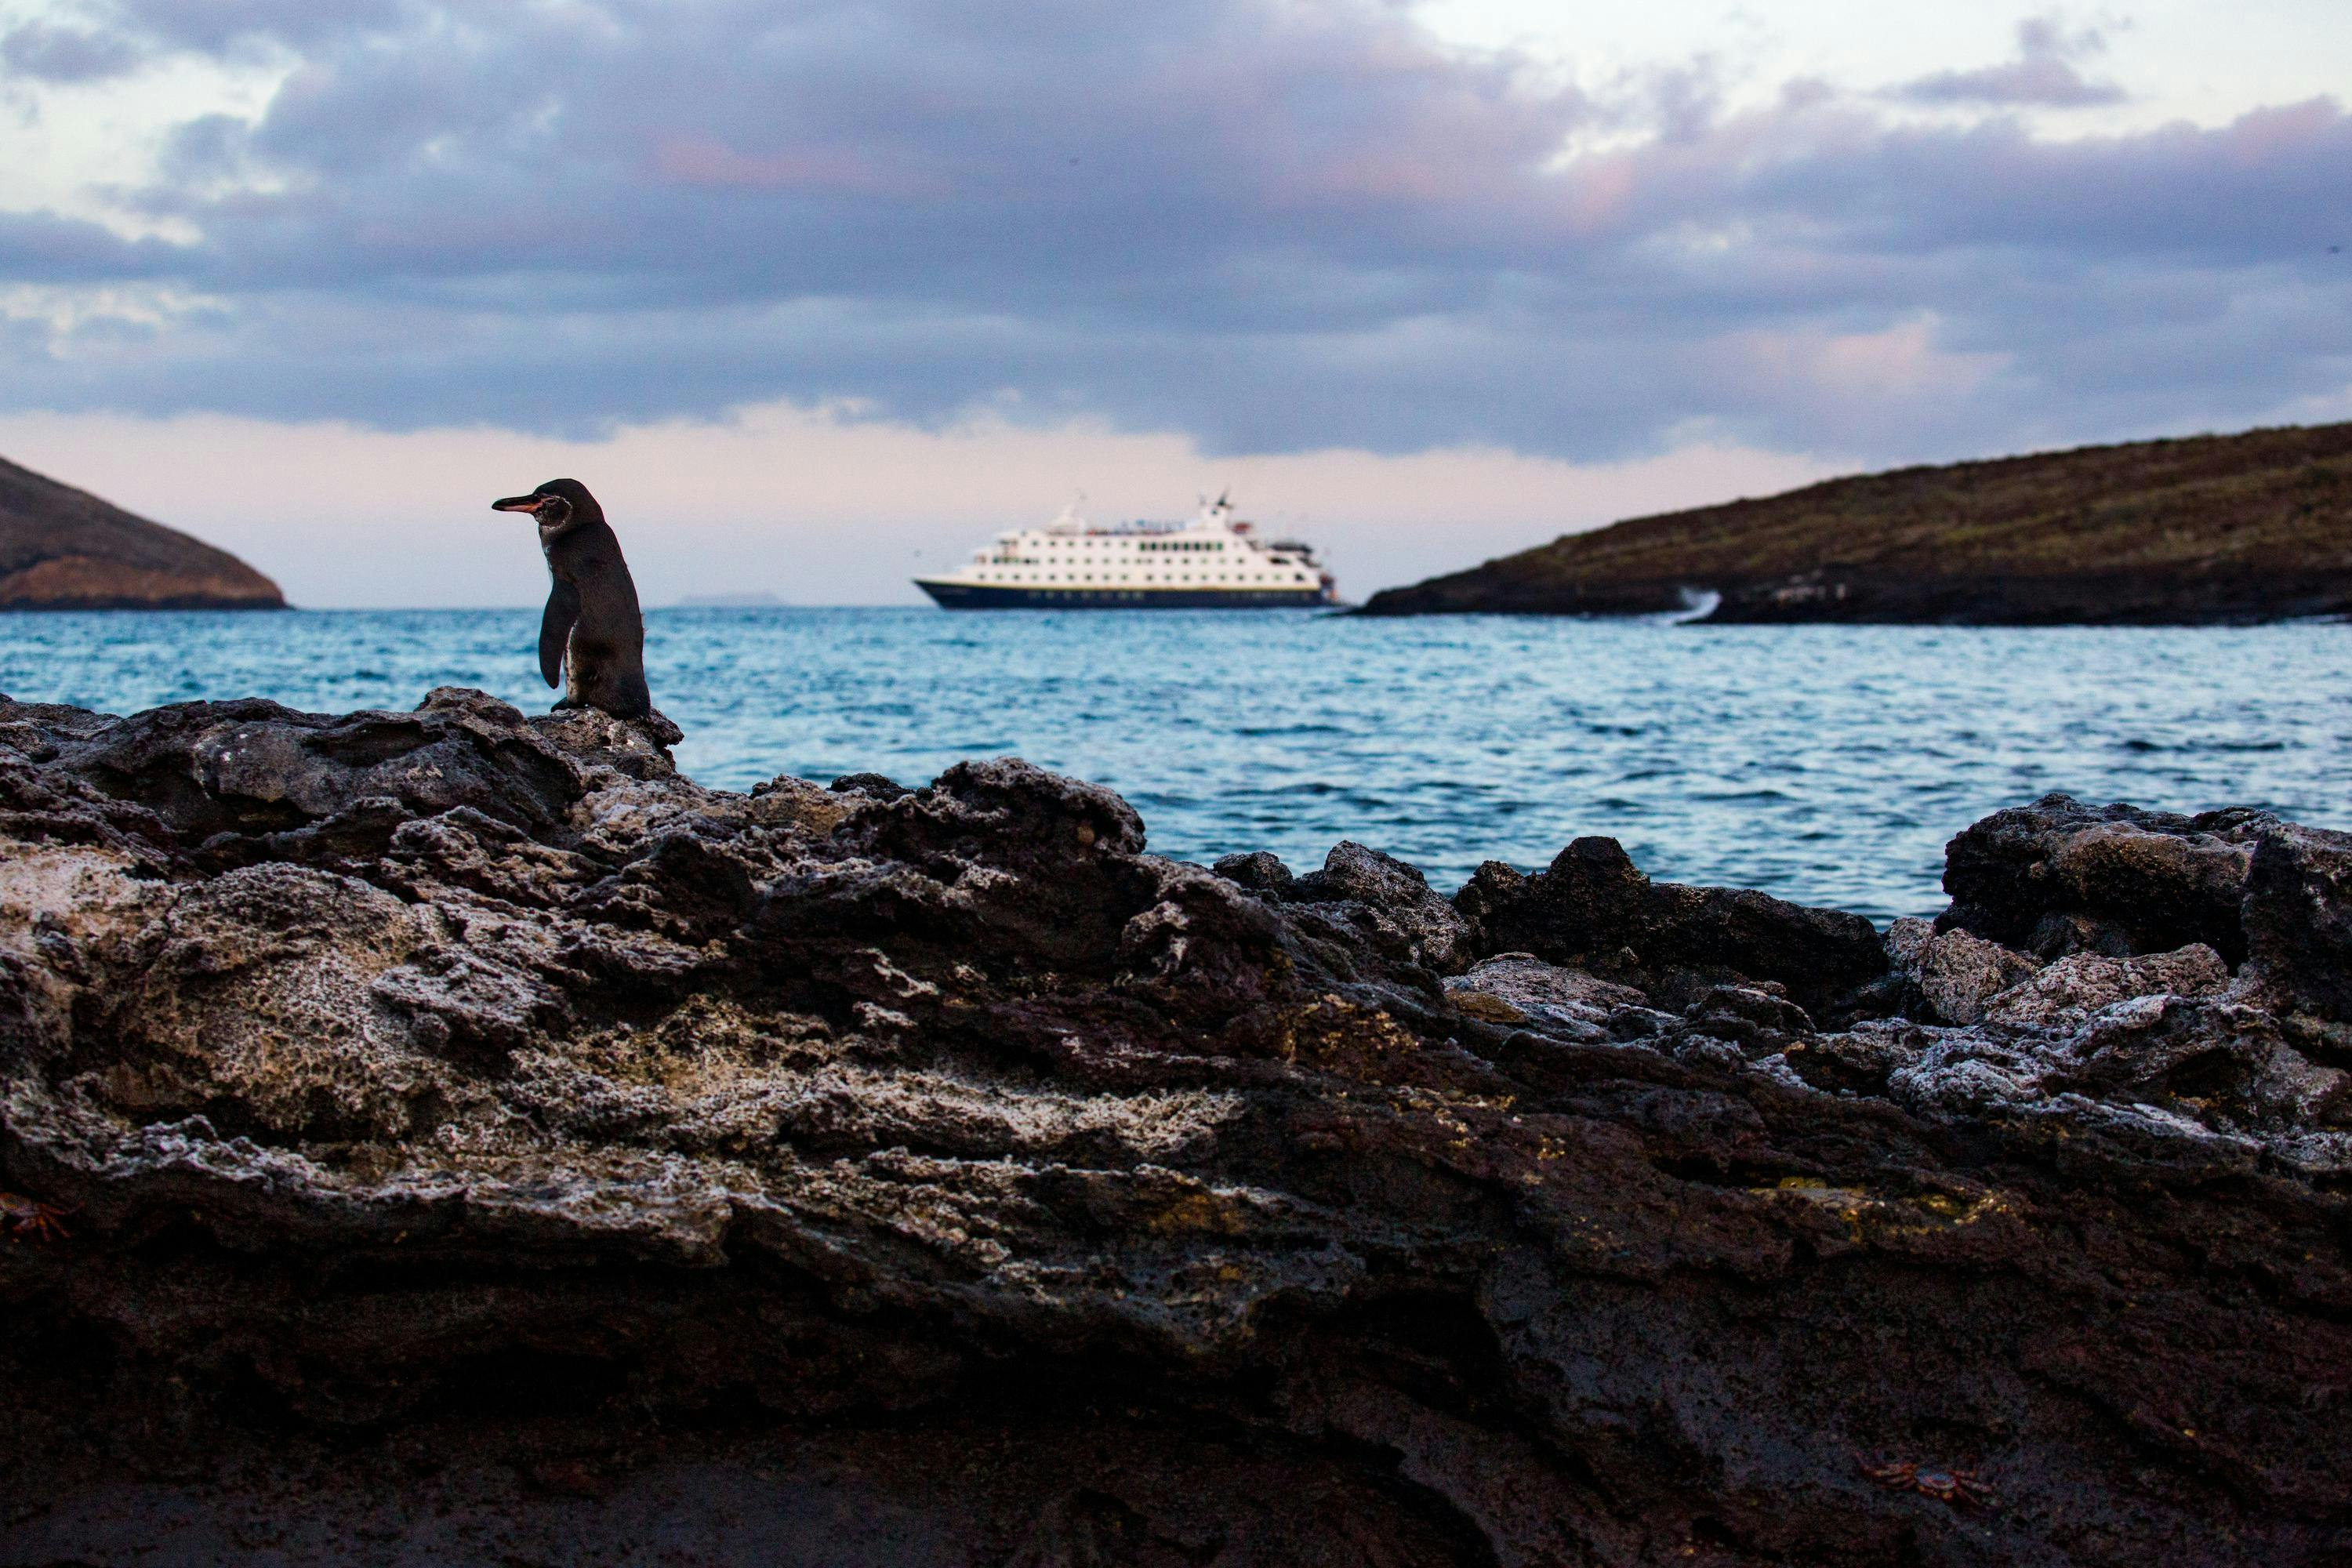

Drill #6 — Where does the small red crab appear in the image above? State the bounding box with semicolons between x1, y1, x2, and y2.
0;1191;74;1243
1860;1457;1995;1508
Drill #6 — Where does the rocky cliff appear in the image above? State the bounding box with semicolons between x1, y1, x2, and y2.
0;455;284;610
0;691;2347;1565
1359;422;2352;623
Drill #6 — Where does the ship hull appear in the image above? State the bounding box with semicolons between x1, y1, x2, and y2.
916;581;1330;610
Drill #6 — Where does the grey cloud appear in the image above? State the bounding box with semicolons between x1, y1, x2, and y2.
2;0;413;88
1704;100;2350;263
0;20;147;81
0;0;2346;471
0;209;193;280
1897;17;2126;109
103;0;413;53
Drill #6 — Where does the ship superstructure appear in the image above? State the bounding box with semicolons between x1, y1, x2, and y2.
915;495;1337;609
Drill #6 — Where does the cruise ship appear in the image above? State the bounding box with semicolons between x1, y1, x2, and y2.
915;495;1337;609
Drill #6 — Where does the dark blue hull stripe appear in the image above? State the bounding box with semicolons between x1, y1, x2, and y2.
914;582;1330;610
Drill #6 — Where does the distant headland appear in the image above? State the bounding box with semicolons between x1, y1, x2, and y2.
1359;421;2352;624
0;453;284;611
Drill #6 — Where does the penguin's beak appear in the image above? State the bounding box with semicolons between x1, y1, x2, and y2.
492;494;548;514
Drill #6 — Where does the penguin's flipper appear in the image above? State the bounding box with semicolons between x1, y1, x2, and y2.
539;579;580;689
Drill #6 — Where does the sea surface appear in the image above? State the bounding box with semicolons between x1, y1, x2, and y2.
1;607;2345;922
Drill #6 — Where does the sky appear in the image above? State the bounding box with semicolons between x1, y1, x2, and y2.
1;0;2347;606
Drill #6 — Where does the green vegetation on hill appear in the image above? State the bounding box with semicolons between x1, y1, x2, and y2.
1359;423;2352;622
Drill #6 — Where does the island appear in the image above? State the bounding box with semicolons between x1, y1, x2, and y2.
0;452;284;610
0;690;2345;1563
1359;420;2352;622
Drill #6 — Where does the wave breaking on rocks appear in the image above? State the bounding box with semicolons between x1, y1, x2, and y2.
0;689;2346;1565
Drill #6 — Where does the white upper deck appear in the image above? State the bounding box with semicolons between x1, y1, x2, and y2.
919;495;1331;596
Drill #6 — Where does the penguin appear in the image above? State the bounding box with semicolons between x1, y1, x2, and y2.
490;478;653;720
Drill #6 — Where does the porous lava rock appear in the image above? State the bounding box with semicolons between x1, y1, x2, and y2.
1454;835;1886;1013
1938;794;2270;961
1;693;2348;1566
1907;929;2041;1026
1979;944;2229;1031
2244;822;2352;1024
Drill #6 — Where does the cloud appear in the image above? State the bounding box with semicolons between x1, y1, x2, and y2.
1896;17;2126;110
1;19;147;82
0;209;191;281
0;0;2344;473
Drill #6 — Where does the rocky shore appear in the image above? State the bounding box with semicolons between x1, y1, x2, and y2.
1;691;2347;1565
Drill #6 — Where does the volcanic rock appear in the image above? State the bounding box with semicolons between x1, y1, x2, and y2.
1439;953;1647;1040
1979;943;2229;1030
2243;822;2352;1024
1455;834;1886;1013
1938;793;2268;960
1247;839;1473;975
1908;928;2041;1025
1;691;2348;1566
1940;794;2352;1032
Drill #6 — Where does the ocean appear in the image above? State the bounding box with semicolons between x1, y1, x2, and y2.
1;606;2343;921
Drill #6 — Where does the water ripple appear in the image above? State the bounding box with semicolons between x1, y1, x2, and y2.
2;607;2346;921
